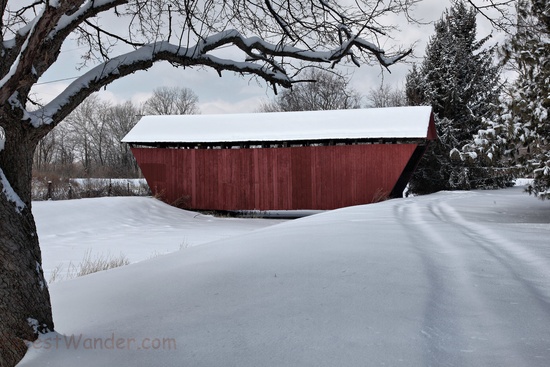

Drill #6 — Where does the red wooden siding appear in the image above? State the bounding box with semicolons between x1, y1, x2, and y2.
132;144;418;210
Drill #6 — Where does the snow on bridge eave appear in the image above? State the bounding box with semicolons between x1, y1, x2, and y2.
121;106;434;145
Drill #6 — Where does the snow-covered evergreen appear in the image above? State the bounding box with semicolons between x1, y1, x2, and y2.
464;0;550;199
406;1;512;195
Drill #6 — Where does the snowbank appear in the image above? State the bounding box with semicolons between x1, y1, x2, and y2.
20;187;550;366
33;197;282;281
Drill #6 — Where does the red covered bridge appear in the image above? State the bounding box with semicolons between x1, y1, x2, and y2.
122;107;436;211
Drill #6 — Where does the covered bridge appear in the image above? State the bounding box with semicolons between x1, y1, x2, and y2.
122;106;436;211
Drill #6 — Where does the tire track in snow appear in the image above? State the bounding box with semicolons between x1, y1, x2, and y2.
426;198;550;365
430;200;550;309
394;198;528;367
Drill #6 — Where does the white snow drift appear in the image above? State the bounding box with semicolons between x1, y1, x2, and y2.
19;186;550;367
33;197;282;281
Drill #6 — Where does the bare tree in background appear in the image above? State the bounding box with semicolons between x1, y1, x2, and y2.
34;124;77;177
104;101;141;176
143;86;200;115
34;98;142;178
0;1;417;365
63;95;111;175
366;84;407;108
33;129;57;173
259;69;362;112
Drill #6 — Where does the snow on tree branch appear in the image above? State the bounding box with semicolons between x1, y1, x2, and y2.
2;0;416;130
28;27;409;127
47;0;127;41
0;168;26;214
1;1;126;103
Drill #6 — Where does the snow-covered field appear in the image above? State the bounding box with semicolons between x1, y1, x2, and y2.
19;186;550;366
33;197;283;281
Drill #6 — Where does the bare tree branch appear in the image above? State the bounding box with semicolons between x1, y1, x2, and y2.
1;1;127;103
2;0;418;136
0;0;9;34
264;0;296;41
462;0;516;32
83;19;144;47
25;28;410;129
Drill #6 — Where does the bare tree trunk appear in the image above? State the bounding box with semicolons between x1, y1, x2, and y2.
0;121;53;367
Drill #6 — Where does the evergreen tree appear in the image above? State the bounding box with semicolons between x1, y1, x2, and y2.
405;2;510;195
464;0;549;199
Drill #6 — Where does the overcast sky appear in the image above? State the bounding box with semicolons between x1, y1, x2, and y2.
32;0;504;115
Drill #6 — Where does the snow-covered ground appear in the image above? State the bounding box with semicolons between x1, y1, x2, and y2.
19;186;550;366
33;197;283;281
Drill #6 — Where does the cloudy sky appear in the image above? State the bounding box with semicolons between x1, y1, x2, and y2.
32;0;504;115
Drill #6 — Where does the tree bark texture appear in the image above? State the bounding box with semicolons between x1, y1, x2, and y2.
0;115;53;367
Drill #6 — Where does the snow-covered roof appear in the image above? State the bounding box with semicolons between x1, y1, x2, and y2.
121;106;433;144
